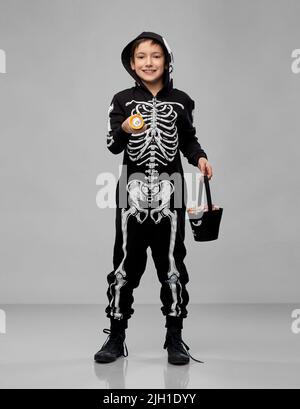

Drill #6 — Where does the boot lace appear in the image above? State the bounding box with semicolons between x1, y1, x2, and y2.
102;328;128;357
164;332;204;364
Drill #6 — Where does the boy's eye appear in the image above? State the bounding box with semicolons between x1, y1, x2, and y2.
137;55;161;58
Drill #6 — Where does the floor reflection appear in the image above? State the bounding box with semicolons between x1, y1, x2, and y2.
93;358;128;389
93;357;191;389
163;363;190;389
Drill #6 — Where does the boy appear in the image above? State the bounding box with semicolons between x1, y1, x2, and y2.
94;32;213;365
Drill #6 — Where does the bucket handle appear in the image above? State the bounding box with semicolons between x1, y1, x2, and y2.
198;174;213;212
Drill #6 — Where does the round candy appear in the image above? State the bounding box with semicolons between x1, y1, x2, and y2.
129;114;144;130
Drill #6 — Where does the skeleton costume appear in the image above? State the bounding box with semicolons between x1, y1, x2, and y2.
105;32;208;329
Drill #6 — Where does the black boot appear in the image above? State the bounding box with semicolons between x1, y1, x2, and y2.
163;326;204;365
94;319;128;364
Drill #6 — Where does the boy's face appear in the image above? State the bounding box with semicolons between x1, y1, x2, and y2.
130;40;167;87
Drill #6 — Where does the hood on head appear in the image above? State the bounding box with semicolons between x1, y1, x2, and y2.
121;31;174;94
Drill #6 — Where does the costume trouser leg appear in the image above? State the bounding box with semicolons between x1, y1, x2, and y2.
105;206;150;322
105;206;189;328
149;208;189;329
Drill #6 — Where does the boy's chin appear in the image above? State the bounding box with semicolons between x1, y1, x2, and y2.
140;77;163;85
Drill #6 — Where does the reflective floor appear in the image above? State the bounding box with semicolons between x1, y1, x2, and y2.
0;304;299;388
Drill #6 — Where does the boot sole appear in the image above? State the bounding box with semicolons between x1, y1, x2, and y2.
94;358;117;363
94;352;124;364
168;359;190;365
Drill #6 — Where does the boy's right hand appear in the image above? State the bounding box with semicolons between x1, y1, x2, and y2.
121;118;148;134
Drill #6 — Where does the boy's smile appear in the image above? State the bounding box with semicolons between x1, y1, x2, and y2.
130;39;167;91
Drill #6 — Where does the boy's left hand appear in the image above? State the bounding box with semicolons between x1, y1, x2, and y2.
198;157;213;180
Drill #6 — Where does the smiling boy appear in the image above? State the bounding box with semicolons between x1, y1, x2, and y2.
94;31;212;365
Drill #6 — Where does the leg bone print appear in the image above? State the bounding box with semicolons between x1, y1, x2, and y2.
110;179;183;319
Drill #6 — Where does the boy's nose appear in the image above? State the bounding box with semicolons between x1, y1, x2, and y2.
145;57;153;65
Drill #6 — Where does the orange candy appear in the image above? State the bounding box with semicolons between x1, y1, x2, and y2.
129;114;144;130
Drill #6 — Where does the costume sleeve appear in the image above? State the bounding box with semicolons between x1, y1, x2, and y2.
106;93;129;154
178;96;208;166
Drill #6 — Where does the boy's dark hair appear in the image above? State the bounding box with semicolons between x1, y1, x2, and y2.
130;38;166;61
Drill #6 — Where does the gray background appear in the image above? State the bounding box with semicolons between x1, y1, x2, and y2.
0;0;299;304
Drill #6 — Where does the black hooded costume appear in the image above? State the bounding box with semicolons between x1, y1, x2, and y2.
104;32;208;329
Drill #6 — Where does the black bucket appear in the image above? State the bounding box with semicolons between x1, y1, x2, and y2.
188;175;223;242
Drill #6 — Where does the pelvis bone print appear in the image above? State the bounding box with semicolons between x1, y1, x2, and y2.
125;179;175;224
